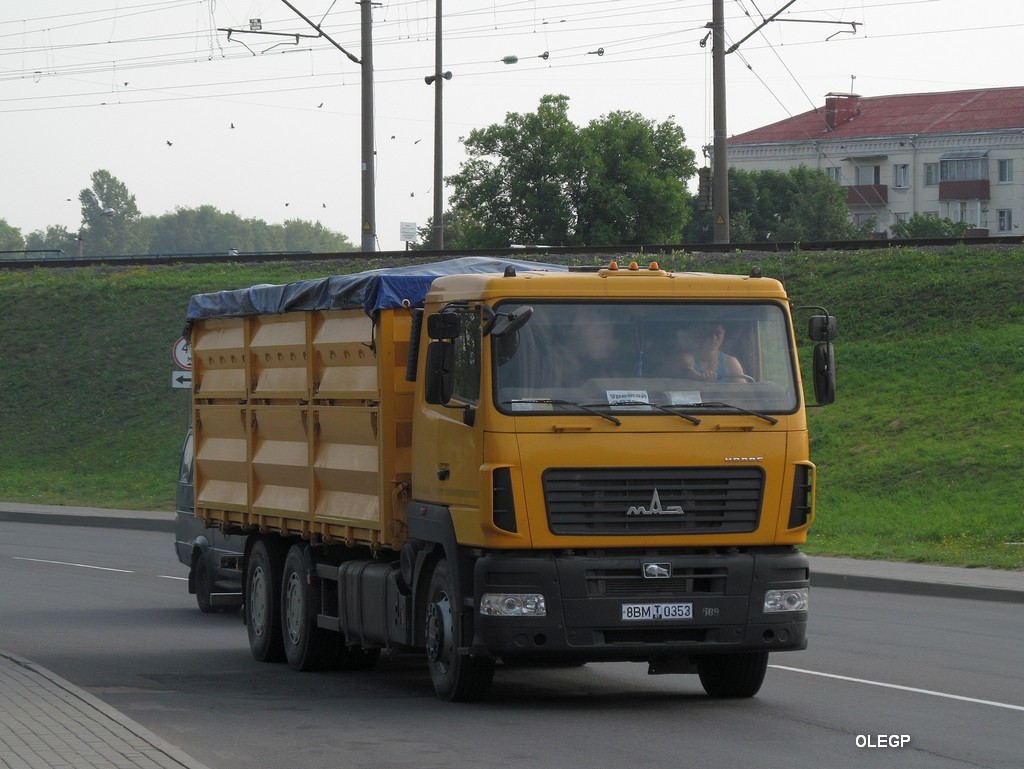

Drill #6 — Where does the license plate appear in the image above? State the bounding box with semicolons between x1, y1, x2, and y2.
621;602;693;621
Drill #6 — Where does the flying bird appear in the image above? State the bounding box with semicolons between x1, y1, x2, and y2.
318;102;324;108
166;140;173;147
230;122;235;129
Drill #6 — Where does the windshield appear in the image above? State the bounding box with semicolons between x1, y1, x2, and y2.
493;301;799;416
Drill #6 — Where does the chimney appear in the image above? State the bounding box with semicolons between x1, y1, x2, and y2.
824;92;861;132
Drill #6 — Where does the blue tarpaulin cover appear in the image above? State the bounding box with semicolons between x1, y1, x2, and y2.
183;257;566;333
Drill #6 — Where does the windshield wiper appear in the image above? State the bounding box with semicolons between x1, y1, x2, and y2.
501;398;621;426
610;400;701;425
672;401;778;425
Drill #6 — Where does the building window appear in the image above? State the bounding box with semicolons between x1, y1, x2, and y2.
998;209;1013;232
855;165;880;185
893;164;910;188
894;212;910;224
941;157;987;181
998;159;1013;183
945;200;981;228
924;164;939;186
825;166;842;183
853;212;877;230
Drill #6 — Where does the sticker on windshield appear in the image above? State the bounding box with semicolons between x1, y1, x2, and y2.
606;390;649;405
668;391;703;405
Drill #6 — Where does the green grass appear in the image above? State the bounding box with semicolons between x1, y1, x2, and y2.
1;248;1022;569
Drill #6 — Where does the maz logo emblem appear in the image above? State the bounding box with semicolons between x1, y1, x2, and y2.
626;489;684;517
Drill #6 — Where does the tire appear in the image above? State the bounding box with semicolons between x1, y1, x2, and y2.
281;544;336;672
697;651;769;698
246;538;286;663
424;559;495;702
194;555;217;614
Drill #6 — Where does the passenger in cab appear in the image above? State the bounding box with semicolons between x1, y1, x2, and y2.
679;322;747;383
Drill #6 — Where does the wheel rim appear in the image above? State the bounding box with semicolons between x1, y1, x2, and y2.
284;570;303;645
425;590;454;674
250;564;268;638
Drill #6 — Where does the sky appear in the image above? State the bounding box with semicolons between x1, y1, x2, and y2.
2;0;1023;252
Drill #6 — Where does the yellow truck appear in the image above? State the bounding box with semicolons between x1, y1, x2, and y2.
183;256;836;701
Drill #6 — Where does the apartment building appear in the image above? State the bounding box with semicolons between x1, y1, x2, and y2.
724;86;1024;236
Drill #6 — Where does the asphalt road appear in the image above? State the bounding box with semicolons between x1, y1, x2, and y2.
1;520;1021;769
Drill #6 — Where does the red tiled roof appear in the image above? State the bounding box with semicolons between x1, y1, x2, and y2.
729;86;1024;144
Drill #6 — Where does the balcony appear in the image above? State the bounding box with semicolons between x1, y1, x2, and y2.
846;184;888;206
939;179;990;201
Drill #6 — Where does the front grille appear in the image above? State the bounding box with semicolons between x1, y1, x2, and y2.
544;467;763;535
586;566;728;598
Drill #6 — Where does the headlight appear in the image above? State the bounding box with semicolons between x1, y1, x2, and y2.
480;593;547;617
764;588;809;613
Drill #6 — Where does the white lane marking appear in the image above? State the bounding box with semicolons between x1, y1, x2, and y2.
158;575;187;581
13;556;133;574
771;664;1024;713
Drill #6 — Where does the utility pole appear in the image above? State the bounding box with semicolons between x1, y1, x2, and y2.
711;0;729;244
426;0;449;249
359;0;375;252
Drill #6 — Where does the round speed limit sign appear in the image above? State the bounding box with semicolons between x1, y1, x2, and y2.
172;336;192;370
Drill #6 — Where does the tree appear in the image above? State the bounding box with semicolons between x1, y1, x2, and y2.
684;166;860;243
577;111;696;244
891;213;971;238
78;170;147;256
25;225;76;255
445;94;695;247
145;206;355;255
0;219;25;253
447;94;581;247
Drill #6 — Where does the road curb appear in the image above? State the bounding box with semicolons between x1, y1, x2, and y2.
0;649;214;769
810;570;1024;604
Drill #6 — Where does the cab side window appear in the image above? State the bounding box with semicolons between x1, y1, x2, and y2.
451;310;481;404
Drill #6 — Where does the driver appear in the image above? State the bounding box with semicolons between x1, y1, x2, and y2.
679;322;747;383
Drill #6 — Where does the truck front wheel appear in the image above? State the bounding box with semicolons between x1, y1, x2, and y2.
424;559;494;702
697;651;769;698
246;538;285;663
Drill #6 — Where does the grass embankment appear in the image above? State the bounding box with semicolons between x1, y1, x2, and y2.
0;248;1021;568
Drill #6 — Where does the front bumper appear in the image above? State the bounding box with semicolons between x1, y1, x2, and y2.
471;549;808;662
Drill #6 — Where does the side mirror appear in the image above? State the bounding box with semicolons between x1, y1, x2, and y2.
488;306;534;337
812;342;836;405
427;311;461;341
424;341;454;405
808;314;836;342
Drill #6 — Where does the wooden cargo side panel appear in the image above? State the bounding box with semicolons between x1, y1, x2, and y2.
193;405;249;514
251;406;311;521
313;310;377;400
192;319;246;400
249;314;311;400
313;406;381;529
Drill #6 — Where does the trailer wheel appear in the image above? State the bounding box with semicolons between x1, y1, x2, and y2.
246;538;285;663
424;559;494;702
281;544;337;671
697;651;768;698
